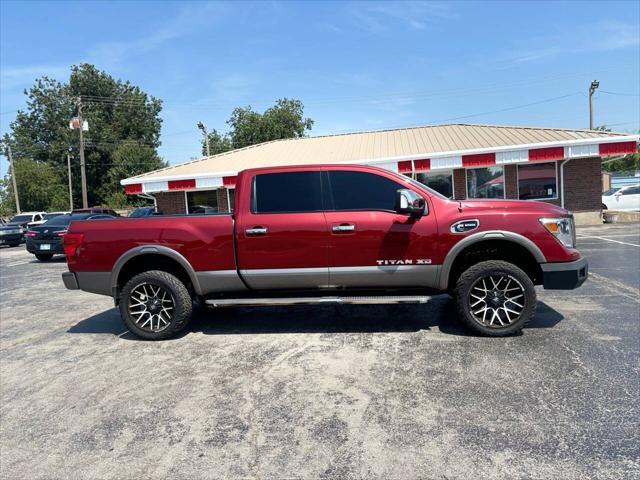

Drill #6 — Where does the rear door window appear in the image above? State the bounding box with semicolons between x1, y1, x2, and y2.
328;171;403;211
253;171;322;213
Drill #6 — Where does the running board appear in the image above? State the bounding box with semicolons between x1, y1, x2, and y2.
206;295;432;307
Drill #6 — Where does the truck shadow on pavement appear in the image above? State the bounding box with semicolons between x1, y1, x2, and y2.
68;296;565;340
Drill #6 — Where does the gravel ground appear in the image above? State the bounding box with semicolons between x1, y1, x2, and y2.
1;223;638;479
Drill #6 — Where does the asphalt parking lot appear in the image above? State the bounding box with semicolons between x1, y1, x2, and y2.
1;223;639;480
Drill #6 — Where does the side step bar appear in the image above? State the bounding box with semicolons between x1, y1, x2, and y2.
206;295;432;307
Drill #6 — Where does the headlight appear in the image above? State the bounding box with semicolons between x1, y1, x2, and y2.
539;216;575;248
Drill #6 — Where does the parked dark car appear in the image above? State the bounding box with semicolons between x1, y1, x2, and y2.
72;207;119;217
0;223;24;247
26;213;116;261
128;207;157;218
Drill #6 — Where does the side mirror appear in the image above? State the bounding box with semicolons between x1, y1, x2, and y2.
395;189;426;218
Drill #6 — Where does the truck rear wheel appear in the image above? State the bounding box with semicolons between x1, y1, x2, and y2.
119;270;192;340
454;260;536;336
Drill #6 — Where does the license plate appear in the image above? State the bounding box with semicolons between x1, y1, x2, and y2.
40;244;51;250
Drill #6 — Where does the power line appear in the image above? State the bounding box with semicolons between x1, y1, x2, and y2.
599;90;640;97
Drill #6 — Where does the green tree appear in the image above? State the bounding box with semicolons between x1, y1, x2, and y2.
596;126;640;175
0;157;67;213
103;141;167;202
200;98;314;155
3;63;163;207
201;128;233;156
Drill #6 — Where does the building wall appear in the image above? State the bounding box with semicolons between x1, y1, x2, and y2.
453;169;466;200
155;191;186;215
561;157;602;212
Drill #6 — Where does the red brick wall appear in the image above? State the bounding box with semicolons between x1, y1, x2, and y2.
560;157;602;212
216;188;229;213
154;191;186;215
504;165;518;199
453;169;466;200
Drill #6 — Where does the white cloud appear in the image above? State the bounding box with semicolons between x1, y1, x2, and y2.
0;64;69;90
86;2;228;68
509;20;639;64
349;1;455;33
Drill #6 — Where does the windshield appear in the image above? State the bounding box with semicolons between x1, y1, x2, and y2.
602;187;620;196
10;215;32;223
400;174;449;201
129;207;153;218
44;213;63;220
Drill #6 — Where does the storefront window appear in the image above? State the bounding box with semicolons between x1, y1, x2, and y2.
186;190;218;214
466;166;504;199
415;171;454;198
518;162;557;200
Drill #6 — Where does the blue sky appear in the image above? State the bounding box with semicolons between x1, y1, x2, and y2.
1;0;639;176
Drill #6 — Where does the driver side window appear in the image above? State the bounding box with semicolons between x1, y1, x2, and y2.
328;171;403;211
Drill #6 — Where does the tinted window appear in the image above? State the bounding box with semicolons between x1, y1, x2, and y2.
414;171;453;199
10;215;32;223
187;190;218;214
518;162;557;200
621;186;640;195
329;171;402;211
466;166;504;199
253;172;322;213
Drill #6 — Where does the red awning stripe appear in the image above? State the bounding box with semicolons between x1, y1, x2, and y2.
124;183;143;195
414;159;431;171
599;141;637;156
397;160;412;173
462;152;495;167
528;146;565;162
168;179;196;191
223;176;237;188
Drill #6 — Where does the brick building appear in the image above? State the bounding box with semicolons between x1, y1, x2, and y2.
122;124;638;224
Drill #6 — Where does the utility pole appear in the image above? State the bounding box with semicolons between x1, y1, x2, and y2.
589;80;599;130
197;121;210;157
77;97;88;208
67;151;73;211
3;143;21;214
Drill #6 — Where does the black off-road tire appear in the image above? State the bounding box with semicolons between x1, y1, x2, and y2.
454;260;536;336
35;253;54;261
119;270;193;340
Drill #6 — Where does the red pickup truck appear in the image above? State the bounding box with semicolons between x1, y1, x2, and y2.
62;164;587;339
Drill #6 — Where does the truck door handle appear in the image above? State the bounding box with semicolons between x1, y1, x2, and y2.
246;227;268;236
332;223;355;233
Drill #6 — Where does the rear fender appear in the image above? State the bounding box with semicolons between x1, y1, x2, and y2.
110;245;202;296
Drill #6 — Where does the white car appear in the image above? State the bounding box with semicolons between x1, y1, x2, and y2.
27;211;70;227
602;184;640;212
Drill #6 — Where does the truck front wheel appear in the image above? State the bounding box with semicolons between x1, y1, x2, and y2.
454;260;536;336
119;270;193;340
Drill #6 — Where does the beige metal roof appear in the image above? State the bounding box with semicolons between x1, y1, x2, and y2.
125;123;634;183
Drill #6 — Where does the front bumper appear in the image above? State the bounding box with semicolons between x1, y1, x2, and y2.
541;257;588;290
0;233;23;244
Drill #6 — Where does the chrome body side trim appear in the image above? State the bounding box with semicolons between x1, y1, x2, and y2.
110;245;203;295
196;270;247;294
207;295;432;307
329;265;440;288
437;230;547;290
239;267;329;290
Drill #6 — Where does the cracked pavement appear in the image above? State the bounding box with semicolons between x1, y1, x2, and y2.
1;223;639;479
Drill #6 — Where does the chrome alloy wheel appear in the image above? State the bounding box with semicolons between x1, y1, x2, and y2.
468;274;526;328
128;282;175;332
